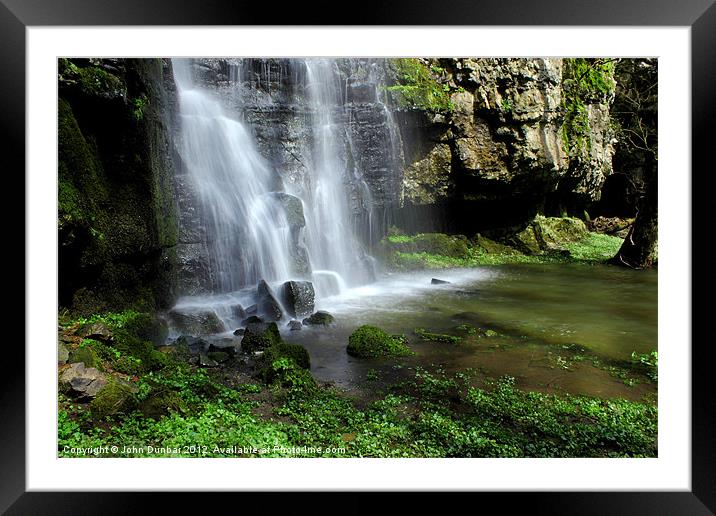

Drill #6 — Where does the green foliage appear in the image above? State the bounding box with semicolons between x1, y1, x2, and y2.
631;350;658;381
347;325;414;358
561;58;616;155
58;59;126;98
256;341;311;383
58;357;657;458
61;311;169;374
131;95;149;121
366;369;380;381
387;59;453;113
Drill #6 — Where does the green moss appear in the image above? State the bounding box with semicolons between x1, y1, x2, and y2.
561;58;616;155
383;220;624;271
138;390;187;419
387;59;453;113
241;322;282;353
562;232;623;262
256;341;311;384
302;311;335;326
67;345;101;369
59;60;126;98
57;98;108;239
533;215;588;244
64;311;170;373
347;325;414;358
382;232;471;260
90;379;137;419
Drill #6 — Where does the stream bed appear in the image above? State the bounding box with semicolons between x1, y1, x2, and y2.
281;263;657;401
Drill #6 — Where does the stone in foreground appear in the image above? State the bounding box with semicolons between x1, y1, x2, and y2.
59;362;108;400
302;311;335;326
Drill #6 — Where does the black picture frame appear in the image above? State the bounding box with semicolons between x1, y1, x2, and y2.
5;0;711;512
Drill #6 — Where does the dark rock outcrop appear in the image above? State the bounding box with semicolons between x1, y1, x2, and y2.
281;281;315;319
168;309;224;336
58;58;178;314
256;280;283;321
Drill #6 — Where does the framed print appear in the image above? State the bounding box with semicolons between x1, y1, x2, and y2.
5;0;712;512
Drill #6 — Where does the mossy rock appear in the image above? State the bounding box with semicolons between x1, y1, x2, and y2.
347;325;414;358
256;341;311;383
90;379;137;419
207;351;229;363
124;313;169;345
138;390;186;419
241;322;281;353
302;311;335;326
260;356;316;391
533;215;587;245
384;233;471;259
68;346;101;369
473;234;514;255
510;226;543;255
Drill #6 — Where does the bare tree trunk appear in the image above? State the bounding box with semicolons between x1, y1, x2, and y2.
610;157;657;268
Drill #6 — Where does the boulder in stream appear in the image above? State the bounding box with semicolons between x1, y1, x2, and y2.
257;280;283;321
287;320;302;331
431;278;451;285
281;280;315;318
302;310;335;326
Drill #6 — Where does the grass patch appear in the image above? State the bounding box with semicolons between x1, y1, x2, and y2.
381;219;625;271
562;232;623;262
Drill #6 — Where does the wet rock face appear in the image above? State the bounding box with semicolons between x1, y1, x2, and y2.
257;280;283;321
168;309;225;336
281;281;315;319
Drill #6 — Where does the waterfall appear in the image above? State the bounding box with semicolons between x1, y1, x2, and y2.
301;59;375;293
170;58;401;330
173;59;294;292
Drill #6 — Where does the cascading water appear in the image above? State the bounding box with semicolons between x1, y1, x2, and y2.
300;59;375;296
173;59;294;292
170;58;402;333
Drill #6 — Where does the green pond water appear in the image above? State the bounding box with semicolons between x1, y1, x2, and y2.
284;263;657;401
